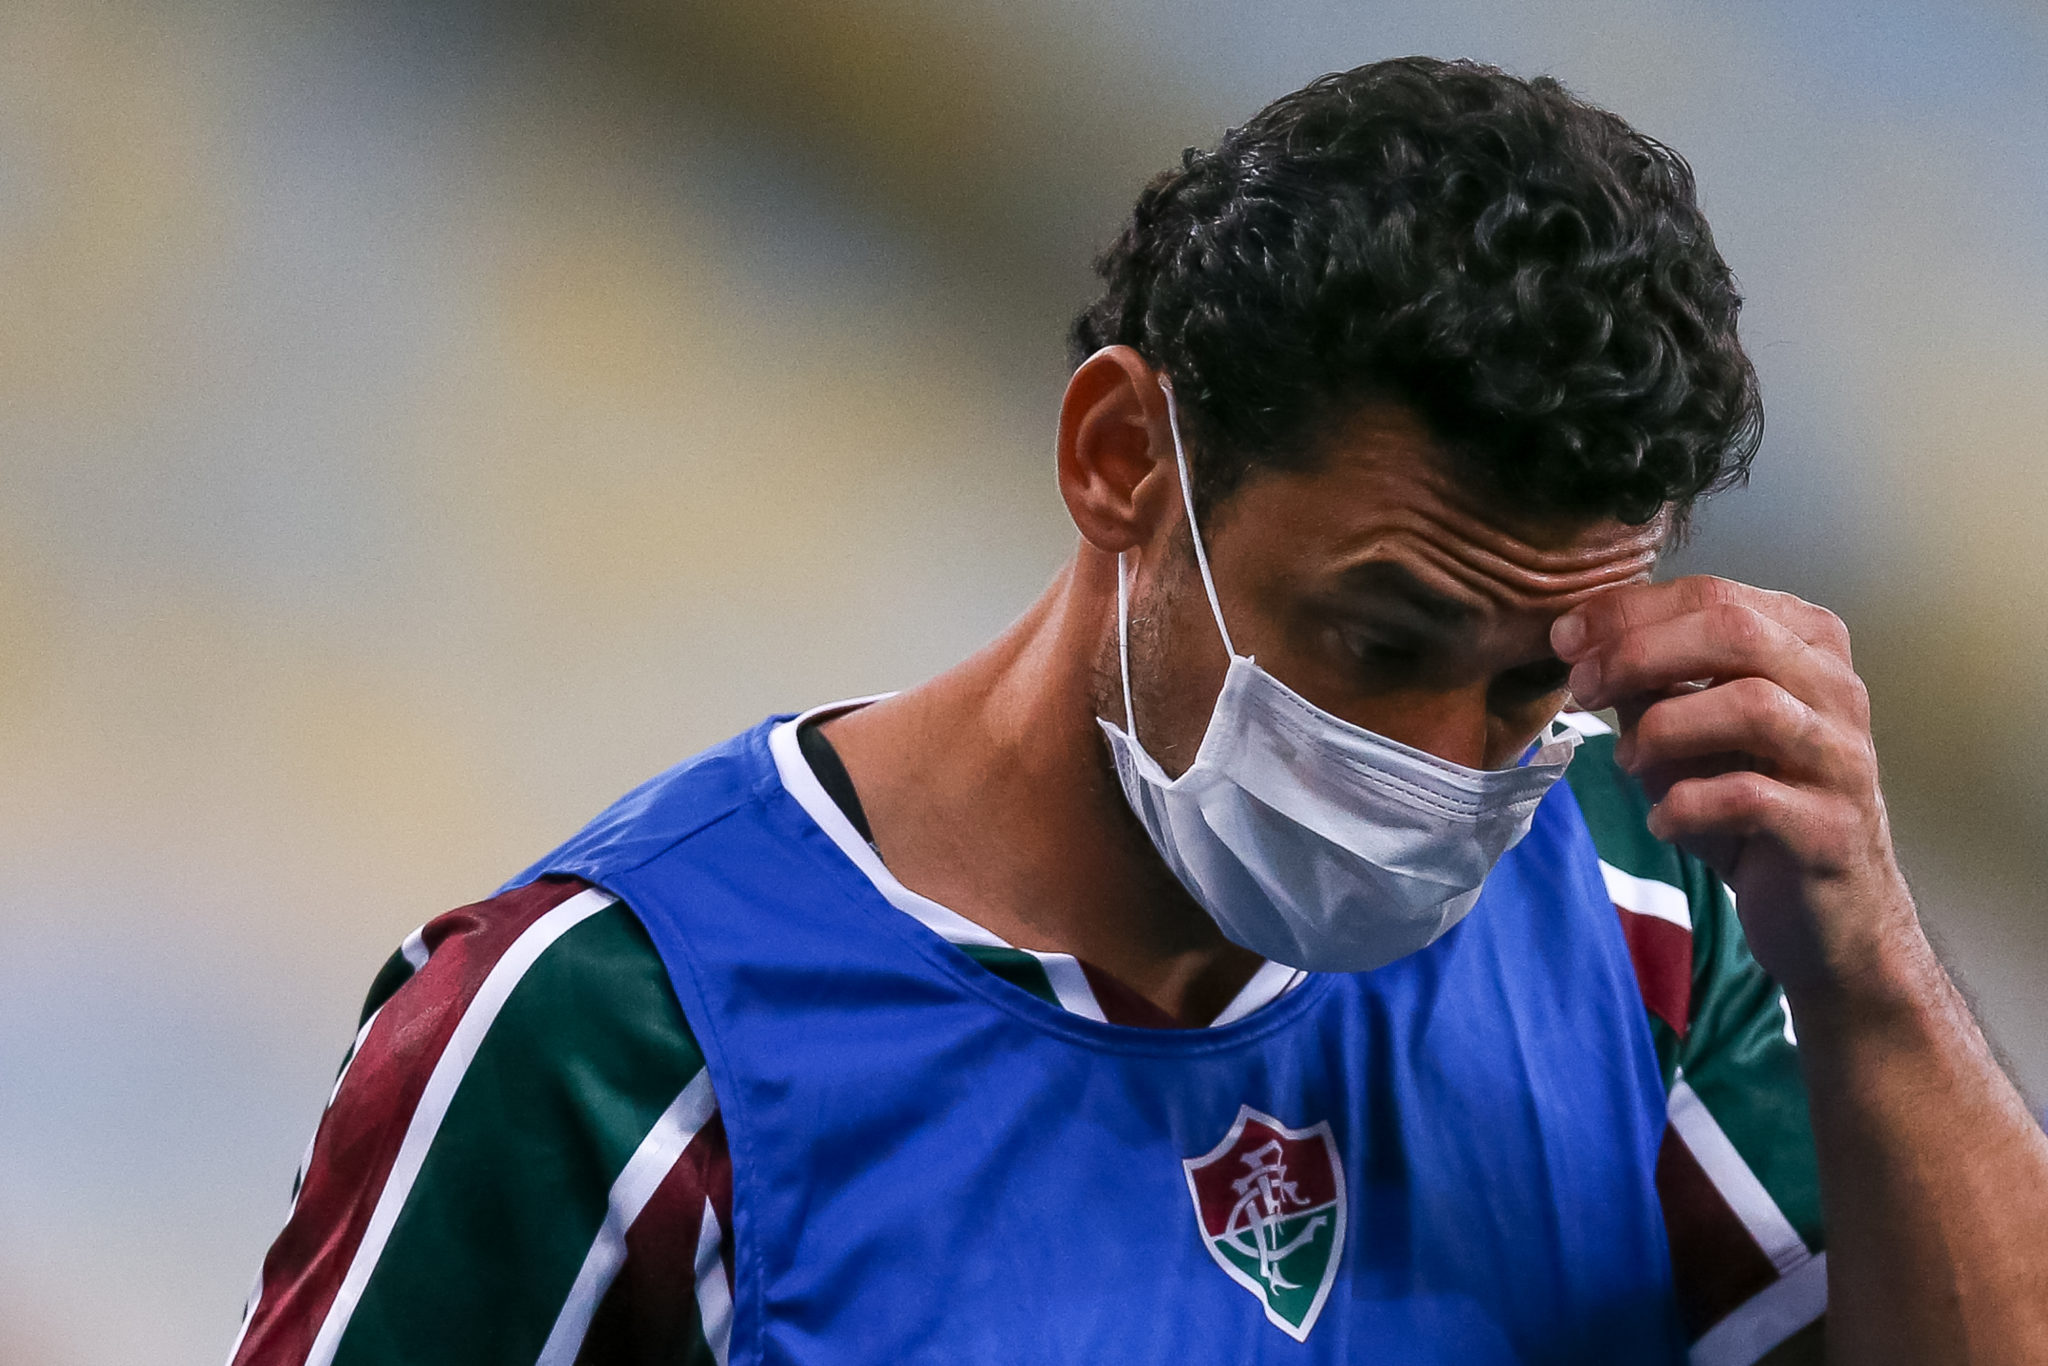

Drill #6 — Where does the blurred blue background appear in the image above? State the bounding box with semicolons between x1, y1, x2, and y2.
1;1;2043;1360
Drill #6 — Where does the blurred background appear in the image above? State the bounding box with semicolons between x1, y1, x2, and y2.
1;0;2042;1359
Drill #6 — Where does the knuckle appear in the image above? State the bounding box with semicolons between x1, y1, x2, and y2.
1761;684;1812;742
1728;673;1781;708
1725;772;1778;823
1689;576;1737;612
1767;586;1811;618
1807;651;1872;730
1841;670;1873;726
1719;676;1779;737
1710;602;1768;653
1711;773;1750;815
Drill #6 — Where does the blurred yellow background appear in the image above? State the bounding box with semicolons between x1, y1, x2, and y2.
2;1;2043;1360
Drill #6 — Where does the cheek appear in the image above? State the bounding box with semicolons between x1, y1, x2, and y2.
1124;567;1234;770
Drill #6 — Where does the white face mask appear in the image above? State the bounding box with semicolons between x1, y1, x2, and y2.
1097;380;1580;974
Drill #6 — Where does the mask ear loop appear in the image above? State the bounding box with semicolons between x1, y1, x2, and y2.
1116;550;1138;740
1159;377;1237;660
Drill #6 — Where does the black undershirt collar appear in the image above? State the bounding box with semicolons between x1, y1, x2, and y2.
796;717;876;845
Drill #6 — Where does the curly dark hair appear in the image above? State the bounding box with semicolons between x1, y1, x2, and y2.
1070;57;1761;529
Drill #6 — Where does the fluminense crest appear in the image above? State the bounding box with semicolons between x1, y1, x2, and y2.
1182;1105;1346;1341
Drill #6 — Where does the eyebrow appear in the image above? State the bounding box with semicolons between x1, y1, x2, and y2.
1332;560;1479;627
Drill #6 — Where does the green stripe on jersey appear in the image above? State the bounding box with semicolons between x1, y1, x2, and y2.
333;904;708;1366
1564;731;1694;888
1684;881;1824;1250
1566;727;1824;1252
958;943;1062;1007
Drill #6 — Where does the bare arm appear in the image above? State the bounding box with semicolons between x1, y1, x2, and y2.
1796;924;2048;1363
1556;576;2048;1365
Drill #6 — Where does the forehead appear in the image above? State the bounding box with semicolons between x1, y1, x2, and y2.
1211;402;1667;612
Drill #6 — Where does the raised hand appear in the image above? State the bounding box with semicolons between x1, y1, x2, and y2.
1557;574;2048;1364
1551;575;1914;1001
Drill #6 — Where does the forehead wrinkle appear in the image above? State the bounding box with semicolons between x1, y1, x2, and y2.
1408;496;1666;572
1366;518;1660;614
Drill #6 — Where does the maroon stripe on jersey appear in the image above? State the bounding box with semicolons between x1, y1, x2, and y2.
1615;907;1692;1038
231;876;594;1366
1077;960;1185;1029
575;1113;735;1365
1657;1123;1779;1339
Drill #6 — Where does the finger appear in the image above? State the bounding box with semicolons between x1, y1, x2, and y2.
1554;576;1852;662
1570;602;1862;715
1647;771;1863;876
1632;750;1763;813
1616;677;1839;782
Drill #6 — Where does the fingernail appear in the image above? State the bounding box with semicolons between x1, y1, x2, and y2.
1569;657;1601;704
1552;614;1587;657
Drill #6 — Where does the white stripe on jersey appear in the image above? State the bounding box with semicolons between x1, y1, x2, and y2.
695;1195;735;1366
1689;1252;1827;1366
1211;960;1307;1027
1601;860;1694;931
399;924;430;971
536;1069;721;1366
1029;952;1108;1022
1669;1077;1811;1274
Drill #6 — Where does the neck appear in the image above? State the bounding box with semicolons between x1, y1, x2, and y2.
819;548;1264;1025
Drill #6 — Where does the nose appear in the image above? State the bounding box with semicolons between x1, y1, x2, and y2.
1375;685;1494;770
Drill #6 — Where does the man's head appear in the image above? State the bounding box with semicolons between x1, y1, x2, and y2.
1057;58;1759;772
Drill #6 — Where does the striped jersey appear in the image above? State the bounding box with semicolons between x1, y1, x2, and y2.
227;709;1825;1366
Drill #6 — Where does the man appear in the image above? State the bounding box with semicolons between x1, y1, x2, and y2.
228;58;2048;1366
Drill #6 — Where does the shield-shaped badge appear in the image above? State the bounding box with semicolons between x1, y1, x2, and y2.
1182;1105;1346;1341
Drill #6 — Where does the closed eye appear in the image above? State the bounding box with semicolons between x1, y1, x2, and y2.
1336;624;1431;679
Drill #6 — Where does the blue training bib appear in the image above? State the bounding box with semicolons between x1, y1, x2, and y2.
517;716;1682;1365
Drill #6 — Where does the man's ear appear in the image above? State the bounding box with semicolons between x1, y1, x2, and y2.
1057;346;1180;553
